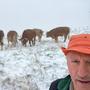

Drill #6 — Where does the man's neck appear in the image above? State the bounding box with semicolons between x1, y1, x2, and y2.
70;81;74;90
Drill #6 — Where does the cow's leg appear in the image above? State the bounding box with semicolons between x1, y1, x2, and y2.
11;40;15;47
37;34;41;42
12;41;14;47
0;42;3;50
64;34;68;42
32;39;34;46
33;37;36;45
0;46;3;50
32;37;35;46
13;38;17;47
14;39;17;47
14;42;16;47
8;40;10;47
55;37;58;43
22;38;28;47
29;40;31;46
23;41;27;47
32;40;34;46
11;42;13;47
24;43;26;47
38;36;40;42
39;35;42;42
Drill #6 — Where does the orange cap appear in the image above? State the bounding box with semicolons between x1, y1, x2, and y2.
61;34;90;55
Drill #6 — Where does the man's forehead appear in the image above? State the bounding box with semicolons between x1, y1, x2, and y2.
66;51;90;59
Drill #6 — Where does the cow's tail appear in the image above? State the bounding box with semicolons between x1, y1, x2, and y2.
67;34;70;40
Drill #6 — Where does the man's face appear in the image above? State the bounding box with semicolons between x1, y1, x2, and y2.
66;51;90;90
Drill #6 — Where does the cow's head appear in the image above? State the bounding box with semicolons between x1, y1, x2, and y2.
19;38;28;46
46;31;51;37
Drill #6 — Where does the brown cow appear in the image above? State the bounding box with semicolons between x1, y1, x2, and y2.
19;29;36;47
7;31;18;47
33;28;43;42
46;27;70;42
0;30;4;50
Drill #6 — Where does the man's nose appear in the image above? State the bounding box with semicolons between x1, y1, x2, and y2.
77;63;88;78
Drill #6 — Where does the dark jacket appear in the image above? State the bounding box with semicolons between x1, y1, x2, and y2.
49;75;71;90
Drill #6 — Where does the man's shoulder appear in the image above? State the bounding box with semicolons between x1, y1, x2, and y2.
49;79;61;90
49;75;71;90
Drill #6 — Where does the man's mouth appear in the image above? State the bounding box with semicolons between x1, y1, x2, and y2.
77;80;90;84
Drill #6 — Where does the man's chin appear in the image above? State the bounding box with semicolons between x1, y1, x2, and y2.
74;80;90;90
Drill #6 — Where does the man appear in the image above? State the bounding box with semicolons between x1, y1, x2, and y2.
49;34;90;90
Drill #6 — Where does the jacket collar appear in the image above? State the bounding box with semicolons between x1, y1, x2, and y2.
57;75;71;90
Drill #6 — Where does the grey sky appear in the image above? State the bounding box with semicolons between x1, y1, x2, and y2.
0;0;90;31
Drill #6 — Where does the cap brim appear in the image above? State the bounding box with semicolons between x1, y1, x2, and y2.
61;47;90;55
61;47;68;55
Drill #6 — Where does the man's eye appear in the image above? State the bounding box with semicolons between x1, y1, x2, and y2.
88;61;90;63
86;61;90;65
72;60;79;63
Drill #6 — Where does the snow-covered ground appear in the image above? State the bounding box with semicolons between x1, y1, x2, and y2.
0;28;90;90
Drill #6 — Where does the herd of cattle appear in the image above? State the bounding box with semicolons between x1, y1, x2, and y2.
0;26;70;50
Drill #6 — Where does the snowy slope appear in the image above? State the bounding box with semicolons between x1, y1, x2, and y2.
0;34;69;90
0;28;90;90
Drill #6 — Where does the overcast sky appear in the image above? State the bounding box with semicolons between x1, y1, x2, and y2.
0;0;90;32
